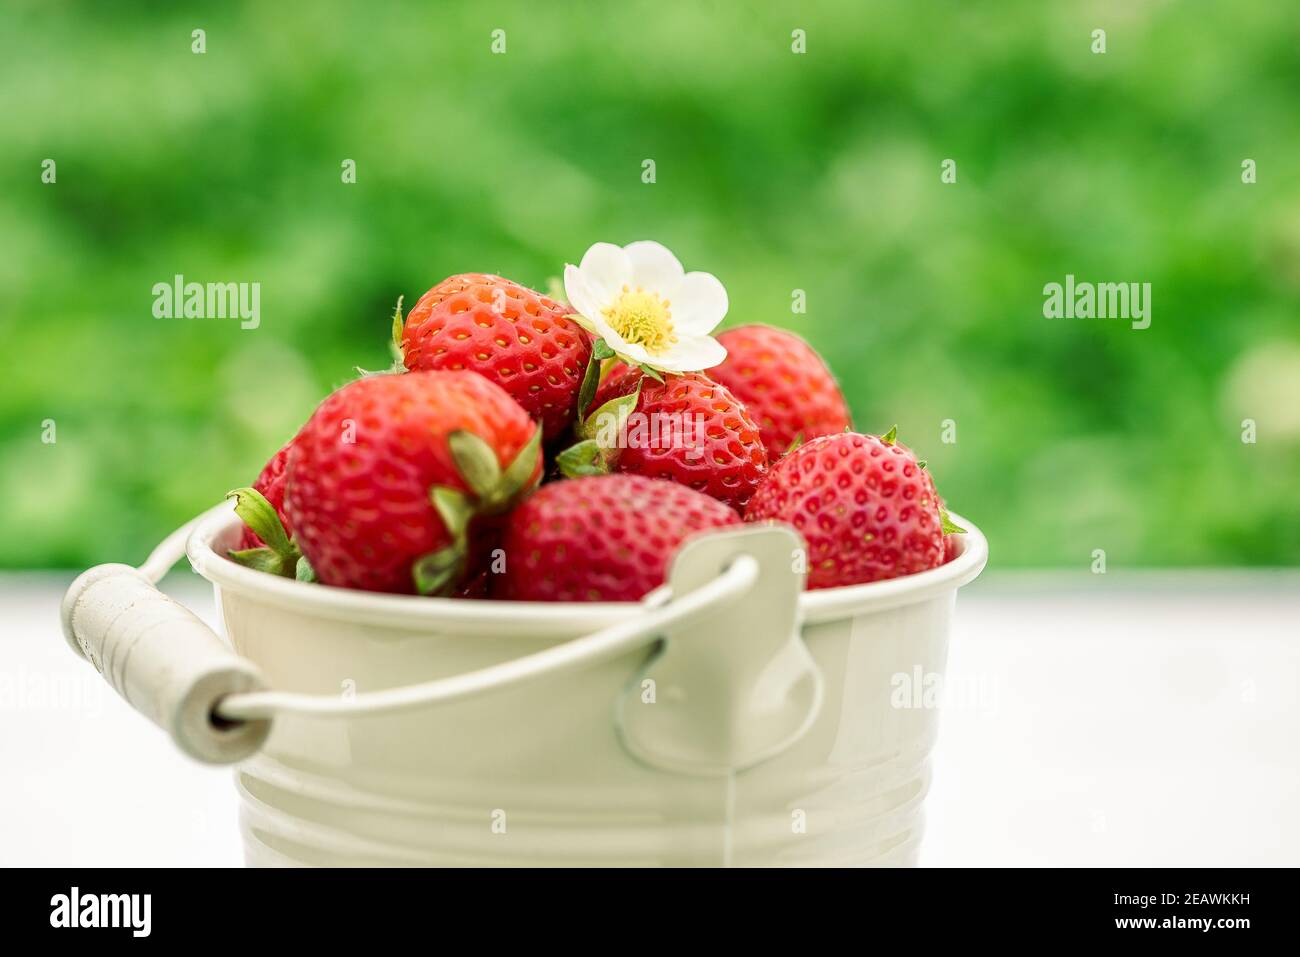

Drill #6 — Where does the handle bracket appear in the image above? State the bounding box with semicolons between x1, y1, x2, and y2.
616;525;823;775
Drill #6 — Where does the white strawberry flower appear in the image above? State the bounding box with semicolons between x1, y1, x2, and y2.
563;241;728;374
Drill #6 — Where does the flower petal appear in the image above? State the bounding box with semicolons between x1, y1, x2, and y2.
645;335;728;373
612;342;653;368
577;242;632;304
563;264;605;321
624;241;685;297
671;271;728;334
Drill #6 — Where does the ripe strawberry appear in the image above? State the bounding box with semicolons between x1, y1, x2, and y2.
561;365;768;511
235;439;294;551
744;428;961;589
495;474;741;602
283;370;542;594
707;324;852;459
399;273;592;439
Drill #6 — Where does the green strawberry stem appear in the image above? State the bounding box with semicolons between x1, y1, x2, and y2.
354;296;409;378
876;425;964;536
226;487;302;578
940;508;967;536
575;339;615;423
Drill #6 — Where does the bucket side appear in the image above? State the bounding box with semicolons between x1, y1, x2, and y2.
727;594;955;866
220;584;957;866
220;587;744;866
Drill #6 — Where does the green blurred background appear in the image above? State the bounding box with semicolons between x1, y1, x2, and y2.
2;1;1298;569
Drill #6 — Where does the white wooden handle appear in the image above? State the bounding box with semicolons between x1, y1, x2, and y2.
60;564;271;764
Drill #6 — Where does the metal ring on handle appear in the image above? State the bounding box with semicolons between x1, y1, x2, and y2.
212;555;759;722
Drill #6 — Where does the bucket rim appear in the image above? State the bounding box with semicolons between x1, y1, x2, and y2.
186;507;988;631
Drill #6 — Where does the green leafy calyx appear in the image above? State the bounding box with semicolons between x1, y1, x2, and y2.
448;431;503;501
413;427;544;595
558;377;643;478
390;295;406;364
355;297;408;378
412;539;468;596
940;507;967;536
295;555;318;582
556;438;608;478
226;487;301;578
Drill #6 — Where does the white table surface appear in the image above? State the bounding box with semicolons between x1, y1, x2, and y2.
2;570;1296;867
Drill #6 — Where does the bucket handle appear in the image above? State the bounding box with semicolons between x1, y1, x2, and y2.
214;553;760;721
62;514;821;768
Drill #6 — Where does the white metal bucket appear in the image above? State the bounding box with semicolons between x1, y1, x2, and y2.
171;508;988;867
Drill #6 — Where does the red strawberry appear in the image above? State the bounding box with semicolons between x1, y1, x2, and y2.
744;428;960;589
283;370;542;594
708;324;851;459
399;273;592;439
236;439;294;551
562;365;769;511
495;474;741;602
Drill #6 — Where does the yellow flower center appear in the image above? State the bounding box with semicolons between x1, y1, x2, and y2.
603;285;677;354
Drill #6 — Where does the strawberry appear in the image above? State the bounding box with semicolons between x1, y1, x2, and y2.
707;324;852;459
398;273;592;439
744;428;963;589
559;363;769;511
281;370;542;594
494;474;741;602
235;439;294;551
